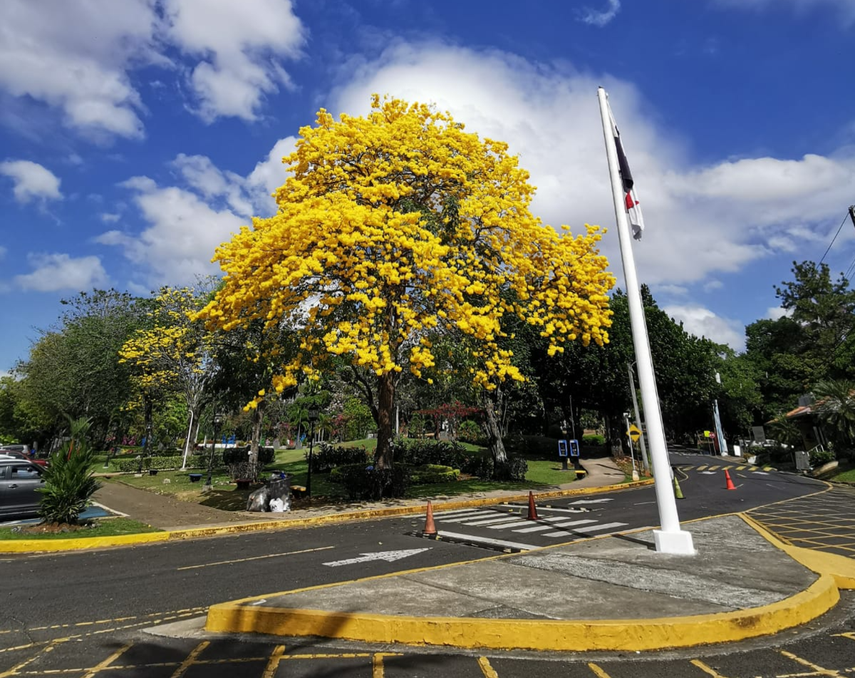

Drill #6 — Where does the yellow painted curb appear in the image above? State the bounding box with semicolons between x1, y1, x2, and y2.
0;477;652;553
205;574;839;652
741;514;855;590
0;531;169;553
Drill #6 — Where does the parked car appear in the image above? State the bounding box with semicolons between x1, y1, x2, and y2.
0;458;45;518
0;448;47;467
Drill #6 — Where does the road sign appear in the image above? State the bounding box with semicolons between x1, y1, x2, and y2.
626;424;641;441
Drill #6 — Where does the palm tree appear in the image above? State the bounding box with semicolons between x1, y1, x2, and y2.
813;380;855;456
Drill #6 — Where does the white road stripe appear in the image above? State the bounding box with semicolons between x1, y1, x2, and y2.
435;509;487;518
529;507;590;514
459;515;519;526
542;521;627;537
487;520;529;529
544;519;598;529
440;512;500;523
512;524;563;533
437;531;538;551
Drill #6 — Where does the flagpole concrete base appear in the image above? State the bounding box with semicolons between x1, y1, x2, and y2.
654;528;695;555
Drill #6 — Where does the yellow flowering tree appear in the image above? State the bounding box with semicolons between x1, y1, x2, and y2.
200;96;614;469
120;286;217;469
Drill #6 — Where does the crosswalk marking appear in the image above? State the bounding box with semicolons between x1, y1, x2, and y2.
437;531;538;551
697;465;708;470
487;520;528;529
441;512;504;523
542;522;628;537
464;515;524;526
512;523;567;533
435;509;485;518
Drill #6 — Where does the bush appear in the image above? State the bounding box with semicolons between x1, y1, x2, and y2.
468;455;528;481
329;463;410;499
308;443;370;472
222;446;274;466
39;419;100;525
457;420;483;444
582;434;605;447
409;464;460;484
112;453;219;472
810;447;835;466
392;439;476;471
503;435;556;459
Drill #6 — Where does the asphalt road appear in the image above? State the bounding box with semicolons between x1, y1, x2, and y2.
1;451;851;677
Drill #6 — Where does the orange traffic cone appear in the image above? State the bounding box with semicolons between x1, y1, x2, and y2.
724;469;736;491
526;491;540;520
423;500;437;536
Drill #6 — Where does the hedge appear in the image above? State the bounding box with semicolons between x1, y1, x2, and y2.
409;464;459;484
308;443;370;472
112;453;217;472
222;446;275;466
329;463;410;500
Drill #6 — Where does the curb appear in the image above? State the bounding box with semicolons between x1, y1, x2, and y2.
203;514;845;652
0;478;650;554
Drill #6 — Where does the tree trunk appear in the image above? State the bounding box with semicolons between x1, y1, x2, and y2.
180;408;195;470
373;372;395;469
483;388;507;464
249;402;264;467
605;412;627;457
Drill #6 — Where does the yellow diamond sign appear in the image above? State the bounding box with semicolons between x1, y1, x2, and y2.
626;424;641;441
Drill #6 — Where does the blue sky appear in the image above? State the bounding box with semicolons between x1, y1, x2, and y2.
1;0;854;373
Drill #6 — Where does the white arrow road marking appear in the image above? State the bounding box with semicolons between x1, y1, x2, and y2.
700;471;717;474
569;498;613;505
754;471;770;475
323;548;431;568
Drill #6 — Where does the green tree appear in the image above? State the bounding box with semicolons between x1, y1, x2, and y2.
813;379;855;456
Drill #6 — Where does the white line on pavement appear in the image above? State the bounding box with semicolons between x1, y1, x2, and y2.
437;531;538;551
542;522;627;537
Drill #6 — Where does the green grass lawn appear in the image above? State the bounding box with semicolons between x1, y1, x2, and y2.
109;439;614;510
831;466;855;483
0;517;160;540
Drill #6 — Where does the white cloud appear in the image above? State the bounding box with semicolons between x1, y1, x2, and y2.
0;0;159;139
15;253;108;292
664;304;746;351
655;284;689;297
713;0;855;24
766;306;794;320
162;0;305;122
245;137;296;214
0;0;306;139
329;42;855;288
579;0;621;26
171;153;254;217
0;160;62;203
100;213;121;223
703;280;724;292
99;176;246;286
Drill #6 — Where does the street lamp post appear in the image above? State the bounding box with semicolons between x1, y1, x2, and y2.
205;412;224;489
306;407;319;500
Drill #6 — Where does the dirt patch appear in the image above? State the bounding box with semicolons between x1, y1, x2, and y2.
19;522;94;535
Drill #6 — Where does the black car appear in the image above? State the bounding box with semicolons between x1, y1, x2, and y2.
0;458;45;519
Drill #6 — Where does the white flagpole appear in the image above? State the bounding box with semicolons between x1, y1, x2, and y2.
597;87;694;555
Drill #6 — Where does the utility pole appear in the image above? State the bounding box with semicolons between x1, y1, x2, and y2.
849;205;855;230
627;362;650;473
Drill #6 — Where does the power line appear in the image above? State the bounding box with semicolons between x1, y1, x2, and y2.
819;211;850;265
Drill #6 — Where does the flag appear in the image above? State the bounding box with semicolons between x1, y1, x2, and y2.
608;104;645;240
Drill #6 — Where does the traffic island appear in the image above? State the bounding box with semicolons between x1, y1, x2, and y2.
206;514;852;652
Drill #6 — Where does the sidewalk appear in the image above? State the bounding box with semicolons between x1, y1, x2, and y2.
205;514;855;652
93;456;629;532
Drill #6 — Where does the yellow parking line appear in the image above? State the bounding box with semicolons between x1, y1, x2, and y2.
779;650;841;676
478;656;499;677
262;645;285;678
696;466;708;471
708;465;721;471
736;466;747;471
833;632;855;642
169;641;208;678
81;643;133;678
0;641;59;678
749;466;758;471
588;663;613;678
690;659;729;677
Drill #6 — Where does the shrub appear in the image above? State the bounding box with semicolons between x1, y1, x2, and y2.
582;434;605;447
392;439;475;471
468;455;528;481
222;446;274;466
409;464;460;484
503;435;556;459
329;463;410;499
810;447;835;466
39;418;100;525
308;443;370;472
457;420;483;444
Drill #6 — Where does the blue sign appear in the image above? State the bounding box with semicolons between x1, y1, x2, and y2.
558;440;568;457
569;439;581;457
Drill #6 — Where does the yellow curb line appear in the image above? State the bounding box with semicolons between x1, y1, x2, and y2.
203;514;844;652
0;478;652;554
205;577;838;652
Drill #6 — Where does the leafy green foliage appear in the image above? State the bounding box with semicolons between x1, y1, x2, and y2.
222;446;274;466
813;380;855;456
38;418;100;525
329;463;410;499
409;464;460;484
307;442;370;472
